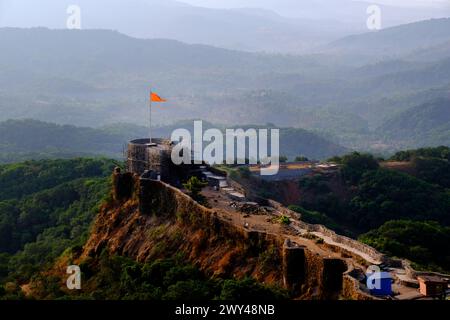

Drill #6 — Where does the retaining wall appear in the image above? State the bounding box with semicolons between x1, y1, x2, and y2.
137;178;370;299
268;199;386;265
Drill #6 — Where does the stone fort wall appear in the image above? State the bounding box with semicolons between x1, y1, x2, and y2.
268;199;386;264
137;177;372;299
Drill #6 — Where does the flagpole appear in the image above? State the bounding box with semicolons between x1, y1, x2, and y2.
149;89;152;145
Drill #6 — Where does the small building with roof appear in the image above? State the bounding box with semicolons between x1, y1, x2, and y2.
418;276;447;298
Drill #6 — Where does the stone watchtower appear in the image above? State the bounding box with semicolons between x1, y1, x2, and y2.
126;138;173;181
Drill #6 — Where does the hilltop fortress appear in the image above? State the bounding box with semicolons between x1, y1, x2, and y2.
84;137;447;300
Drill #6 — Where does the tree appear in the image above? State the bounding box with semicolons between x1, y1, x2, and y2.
349;169;450;230
295;156;309;162
414;157;450;189
360;220;450;271
279;156;288;163
340;152;379;183
183;176;207;202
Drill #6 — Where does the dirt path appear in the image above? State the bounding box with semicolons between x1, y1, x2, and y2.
201;186;450;300
203;187;351;261
204;185;388;268
309;230;382;265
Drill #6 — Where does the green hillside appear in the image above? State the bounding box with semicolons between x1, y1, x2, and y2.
378;99;450;148
0;158;286;300
0;119;348;163
287;149;450;271
0;119;127;162
0;158;116;289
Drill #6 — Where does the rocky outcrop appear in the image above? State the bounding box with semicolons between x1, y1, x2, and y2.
81;173;373;299
84;176;286;284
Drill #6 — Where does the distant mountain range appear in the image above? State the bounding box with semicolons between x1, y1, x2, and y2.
0;16;449;153
324;18;450;61
183;0;450;24
0;0;348;53
1;0;449;53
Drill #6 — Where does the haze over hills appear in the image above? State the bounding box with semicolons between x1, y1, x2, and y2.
378;98;450;148
406;40;450;62
0;119;348;163
183;0;450;21
0;14;450;154
325;18;450;60
1;0;450;53
1;2;450;301
0;21;449;153
0;0;351;53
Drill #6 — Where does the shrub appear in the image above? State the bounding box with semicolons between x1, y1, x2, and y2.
183;176;207;205
278;215;291;225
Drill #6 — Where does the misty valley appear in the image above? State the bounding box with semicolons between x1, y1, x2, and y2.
0;0;449;308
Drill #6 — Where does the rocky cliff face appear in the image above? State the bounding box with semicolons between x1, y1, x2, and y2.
80;172;371;299
84;174;285;285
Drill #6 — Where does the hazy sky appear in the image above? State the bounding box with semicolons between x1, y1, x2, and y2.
182;0;450;9
0;0;448;33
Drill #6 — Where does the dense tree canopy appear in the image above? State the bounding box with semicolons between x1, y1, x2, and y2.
349;168;450;231
340;152;380;183
295;148;450;269
360;220;450;271
0;159;115;287
390;146;450;162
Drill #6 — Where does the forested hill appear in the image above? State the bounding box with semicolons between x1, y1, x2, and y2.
1;27;449;152
0;119;348;163
0;158;116;298
378;98;450;148
1;149;449;298
0;119;127;162
0;158;286;300
283;148;450;272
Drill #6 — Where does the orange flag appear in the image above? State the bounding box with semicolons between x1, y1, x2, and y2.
150;92;167;102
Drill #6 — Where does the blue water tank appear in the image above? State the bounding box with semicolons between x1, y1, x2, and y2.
367;272;393;296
